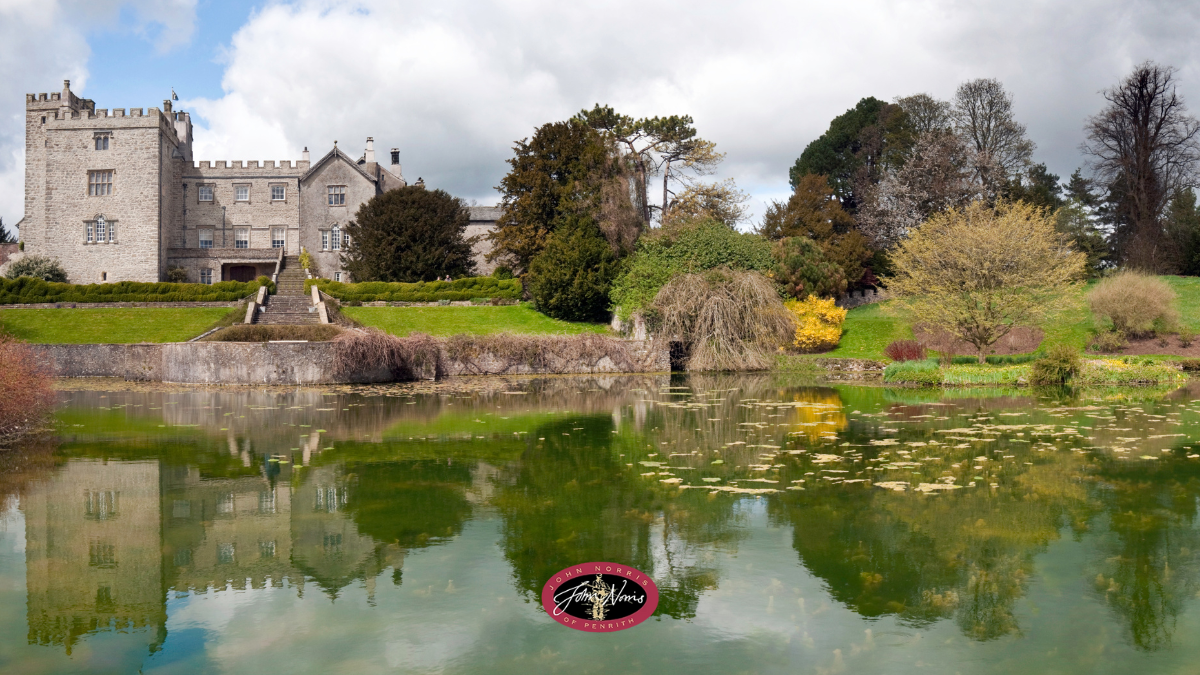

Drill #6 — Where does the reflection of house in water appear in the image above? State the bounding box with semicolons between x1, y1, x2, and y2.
24;460;166;654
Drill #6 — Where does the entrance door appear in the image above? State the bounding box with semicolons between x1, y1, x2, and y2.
228;265;257;283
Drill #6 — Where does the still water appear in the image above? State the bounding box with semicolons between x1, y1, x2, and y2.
4;375;1200;674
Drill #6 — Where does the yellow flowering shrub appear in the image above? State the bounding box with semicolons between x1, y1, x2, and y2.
785;296;847;352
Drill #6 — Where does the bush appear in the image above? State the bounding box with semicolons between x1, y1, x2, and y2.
1090;330;1128;353
5;255;67;282
305;276;522;303
653;268;794;371
165;266;188;283
298;249;314;272
493;266;514;279
769;236;847;300
526;218;619;322
609;218;773;320
1088;270;1177;337
884;340;927;362
1029;344;1081;384
785;296;846;352
342;185;476;282
883;359;943;385
0;336;56;443
1180;327;1195;348
1179;359;1200;372
0;277;270;304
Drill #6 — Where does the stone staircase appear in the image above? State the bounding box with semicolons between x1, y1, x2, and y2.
253;256;320;325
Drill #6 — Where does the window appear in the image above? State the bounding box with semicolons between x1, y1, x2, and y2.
271;228;285;249
271;185;286;201
235;228;249;249
199;229;213;249
94;134;109;150
327;185;346;206
331;226;341;251
95;217;107;243
88;170;113;196
217;543;235;565
200;269;213;285
321;230;330;251
334;272;342;282
86;222;94;243
198;185;213;202
84;490;119;521
260;540;277;559
235;184;250;202
89;543;116;569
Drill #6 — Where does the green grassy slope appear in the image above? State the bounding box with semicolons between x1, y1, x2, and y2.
342;304;610;337
0;307;231;343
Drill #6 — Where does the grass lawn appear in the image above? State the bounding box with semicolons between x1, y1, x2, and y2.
343;304;610;337
0;307;232;343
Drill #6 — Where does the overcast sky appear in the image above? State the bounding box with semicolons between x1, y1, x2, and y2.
4;0;1200;233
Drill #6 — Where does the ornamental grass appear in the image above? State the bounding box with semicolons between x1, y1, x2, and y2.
0;335;56;444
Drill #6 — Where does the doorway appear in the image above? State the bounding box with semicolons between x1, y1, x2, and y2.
228;265;257;283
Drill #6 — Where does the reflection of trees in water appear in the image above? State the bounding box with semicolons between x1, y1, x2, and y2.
494;414;743;619
1088;459;1200;651
344;460;474;549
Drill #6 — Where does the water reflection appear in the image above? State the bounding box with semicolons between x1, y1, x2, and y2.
6;377;1200;672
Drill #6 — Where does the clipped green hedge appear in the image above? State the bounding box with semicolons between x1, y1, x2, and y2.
0;276;271;304
306;276;522;303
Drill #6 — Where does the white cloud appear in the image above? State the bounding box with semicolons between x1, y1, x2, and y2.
8;0;1200;228
0;0;196;231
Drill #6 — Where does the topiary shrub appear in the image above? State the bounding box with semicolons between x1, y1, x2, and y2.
769;236;847;300
5;255;67;282
1088;270;1177;337
492;266;514;279
165;266;188;283
1029;344;1081;384
785;295;847;352
526;218;618;322
884;339;927;362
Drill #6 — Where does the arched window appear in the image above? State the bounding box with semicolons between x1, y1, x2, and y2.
331;225;341;251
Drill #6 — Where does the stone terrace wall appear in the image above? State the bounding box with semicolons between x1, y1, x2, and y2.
32;338;668;384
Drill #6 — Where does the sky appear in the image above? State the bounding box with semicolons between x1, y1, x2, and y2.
4;0;1200;235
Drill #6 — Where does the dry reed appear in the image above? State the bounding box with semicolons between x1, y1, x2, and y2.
652;268;794;371
0;335;56;444
332;329;443;381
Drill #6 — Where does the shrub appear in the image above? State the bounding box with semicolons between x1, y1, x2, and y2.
5;255;67;282
0;336;56;444
0;277;269;304
653;268;794;371
165;266;188;283
342;185;476;282
609;218;773;320
526;218;619;322
883;359;943;385
884;339;927;362
785;296;847;352
1088;270;1177;337
1029;344;1081;385
493;266;514;279
331;329;443;381
1090;330;1128;353
298;249;314;272
1179;359;1200;372
769;236;847;300
202;324;342;342
1180;327;1195;348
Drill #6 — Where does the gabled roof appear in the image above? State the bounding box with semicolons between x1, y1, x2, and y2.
300;146;378;184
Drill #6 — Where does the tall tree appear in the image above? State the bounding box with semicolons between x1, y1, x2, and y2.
758;174;872;286
0;218;13;244
895;94;952;135
662;179;749;229
489;119;612;273
1166;188;1200;275
951;78;1035;196
342;186;475;282
1004;163;1064;211
1083;61;1200;272
789;97;915;210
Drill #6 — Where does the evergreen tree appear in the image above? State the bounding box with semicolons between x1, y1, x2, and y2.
526;216;618;322
342;186;475;282
0;218;14;244
1167;188;1200;275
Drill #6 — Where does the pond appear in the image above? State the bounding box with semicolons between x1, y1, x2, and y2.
3;375;1200;674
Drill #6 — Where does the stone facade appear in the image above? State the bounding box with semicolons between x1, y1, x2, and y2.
21;82;500;284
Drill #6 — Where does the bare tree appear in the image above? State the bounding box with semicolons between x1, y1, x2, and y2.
896;93;952;135
1083;61;1200;271
952;78;1035;195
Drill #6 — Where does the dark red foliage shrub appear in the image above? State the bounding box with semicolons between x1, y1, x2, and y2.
0;335;56;442
884;339;927;362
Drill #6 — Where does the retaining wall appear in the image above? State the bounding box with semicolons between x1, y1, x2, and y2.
32;339;668;385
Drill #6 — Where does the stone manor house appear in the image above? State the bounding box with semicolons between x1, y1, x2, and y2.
19;81;498;284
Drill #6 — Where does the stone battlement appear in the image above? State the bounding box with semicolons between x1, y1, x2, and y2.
191;160;310;171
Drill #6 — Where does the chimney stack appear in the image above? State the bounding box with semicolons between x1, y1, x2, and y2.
302;147;310;162
390;148;400;165
365;137;375;163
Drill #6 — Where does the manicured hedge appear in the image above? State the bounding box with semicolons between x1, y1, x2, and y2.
0;276;271;304
306;276;522;303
